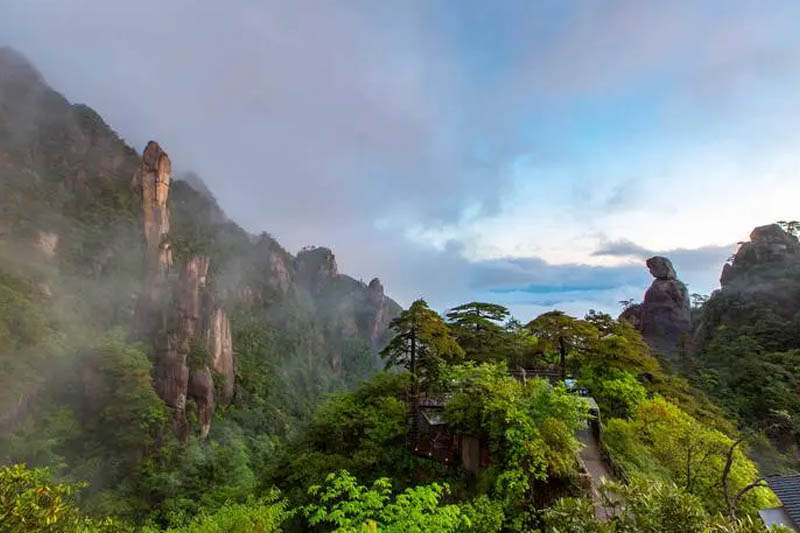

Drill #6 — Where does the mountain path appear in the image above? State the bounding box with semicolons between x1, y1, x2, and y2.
577;427;614;520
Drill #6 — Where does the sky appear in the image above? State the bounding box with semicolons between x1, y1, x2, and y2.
3;0;800;320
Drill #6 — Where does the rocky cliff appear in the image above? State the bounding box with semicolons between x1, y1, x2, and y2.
168;179;402;371
133;141;173;337
0;47;401;440
694;224;800;346
619;256;691;359
131;143;235;438
719;223;800;298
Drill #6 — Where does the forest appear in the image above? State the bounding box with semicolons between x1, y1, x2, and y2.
1;292;795;532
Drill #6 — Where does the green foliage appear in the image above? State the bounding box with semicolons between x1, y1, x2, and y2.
187;337;212;370
458;495;505;533
545;478;791;533
544;496;608;533
693;317;800;451
602;397;773;516
581;369;647;420
0;463;126;532
524;310;731;435
134;421;260;527
446;302;511;362
82;338;168;451
269;372;412;502
143;491;292;533
380;299;464;386
303;470;468;532
503;317;540;368
526;311;599;369
688;277;800;469
1;335;168;519
0;269;50;349
442;362;587;526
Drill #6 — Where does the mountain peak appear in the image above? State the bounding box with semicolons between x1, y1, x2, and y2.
0;46;44;87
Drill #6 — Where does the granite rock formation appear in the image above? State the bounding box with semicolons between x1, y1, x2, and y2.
366;277;393;349
691;224;800;350
296;246;339;293
168;182;402;372
133;141;173;338
720;224;800;288
132;142;234;438
619;256;691;358
0;48;401;442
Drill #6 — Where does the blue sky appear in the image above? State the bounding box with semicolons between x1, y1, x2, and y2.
3;1;800;320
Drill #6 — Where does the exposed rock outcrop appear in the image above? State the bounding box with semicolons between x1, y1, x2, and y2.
133;142;234;438
139;141;172;269
366;278;393;349
133;141;173;338
267;250;293;295
691;224;800;351
646;256;677;280
720;224;800;287
288;247;402;370
296;246;338;292
206;307;234;403
619;256;691;359
36;231;59;258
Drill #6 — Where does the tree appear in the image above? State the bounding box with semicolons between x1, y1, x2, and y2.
446;302;510;330
442;362;586;527
602;397;772;516
720;433;772;520
776;220;800;236
618;298;637;311
545;478;788;533
143;492;292;533
380;299;464;388
446;302;511;362
526;311;600;377
0;464;124;532
504;317;539;368
302;470;468;532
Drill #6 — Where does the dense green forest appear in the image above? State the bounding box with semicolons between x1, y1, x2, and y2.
1;47;798;532
1;298;792;531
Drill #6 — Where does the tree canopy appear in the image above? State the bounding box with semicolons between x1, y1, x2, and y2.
380;299;464;386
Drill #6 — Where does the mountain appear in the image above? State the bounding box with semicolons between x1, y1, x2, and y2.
0;46;399;454
690;224;800;469
620;224;800;472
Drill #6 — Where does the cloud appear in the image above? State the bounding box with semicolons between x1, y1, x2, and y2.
592;240;652;258
1;1;798;320
593;240;735;273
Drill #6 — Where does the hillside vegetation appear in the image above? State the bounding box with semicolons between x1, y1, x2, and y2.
0;47;795;532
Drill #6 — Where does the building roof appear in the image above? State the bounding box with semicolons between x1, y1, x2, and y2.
766;475;800;530
759;507;797;531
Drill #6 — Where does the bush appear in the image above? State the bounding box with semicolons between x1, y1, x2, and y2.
0;463;126;532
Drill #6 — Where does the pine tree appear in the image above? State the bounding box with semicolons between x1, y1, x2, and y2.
380;299;464;388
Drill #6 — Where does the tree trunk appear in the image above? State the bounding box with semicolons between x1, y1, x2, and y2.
410;329;417;392
410;328;419;439
558;336;566;381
